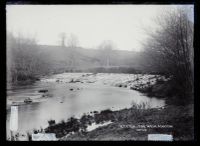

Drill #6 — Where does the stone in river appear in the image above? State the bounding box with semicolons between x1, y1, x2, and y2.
24;98;33;103
38;89;48;93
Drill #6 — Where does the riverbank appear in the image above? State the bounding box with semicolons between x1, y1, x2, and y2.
68;105;193;141
9;103;193;141
42;103;193;141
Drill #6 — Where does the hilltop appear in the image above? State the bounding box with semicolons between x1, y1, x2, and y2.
38;45;143;73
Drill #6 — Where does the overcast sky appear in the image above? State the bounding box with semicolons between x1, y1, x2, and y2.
6;5;194;51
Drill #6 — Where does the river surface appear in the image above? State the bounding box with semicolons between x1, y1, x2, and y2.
6;73;165;136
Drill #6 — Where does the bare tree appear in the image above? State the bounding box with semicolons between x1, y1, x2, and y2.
67;33;79;49
98;40;115;67
59;32;66;47
67;33;79;70
142;7;194;98
7;32;50;83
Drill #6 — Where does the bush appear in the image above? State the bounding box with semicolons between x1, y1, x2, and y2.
48;119;56;126
156;78;165;84
100;109;113;114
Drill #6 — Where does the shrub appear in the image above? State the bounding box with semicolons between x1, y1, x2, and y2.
48;119;56;126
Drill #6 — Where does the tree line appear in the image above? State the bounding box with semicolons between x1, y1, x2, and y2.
6;32;51;84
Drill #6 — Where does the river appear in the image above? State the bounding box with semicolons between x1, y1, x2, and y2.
6;73;165;136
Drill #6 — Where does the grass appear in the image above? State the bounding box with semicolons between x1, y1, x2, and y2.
60;104;193;141
131;101;151;109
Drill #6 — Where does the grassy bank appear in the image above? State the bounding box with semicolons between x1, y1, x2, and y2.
42;103;193;141
136;78;194;106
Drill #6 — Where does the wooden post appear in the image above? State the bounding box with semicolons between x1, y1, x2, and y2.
10;105;18;141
